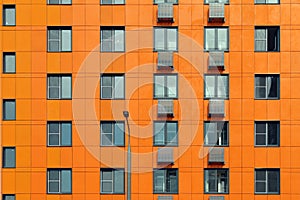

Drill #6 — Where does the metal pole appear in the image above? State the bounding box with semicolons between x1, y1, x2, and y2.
123;111;131;200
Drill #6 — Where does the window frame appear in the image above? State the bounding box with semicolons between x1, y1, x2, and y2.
154;74;178;99
3;99;16;121
204;121;229;146
3;52;16;73
47;169;72;194
100;121;125;146
153;121;178;146
204;168;229;194
2;5;16;26
47;26;72;52
154;27;178;52
153;168;178;194
47;0;72;5
204;0;229;4
204;74;229;99
100;0;125;4
2;147;16;168
100;26;125;52
2;194;15;200
255;168;280;194
254;0;279;4
254;74;280;100
254;26;280;52
153;0;178;4
254;121;280;147
204;27;229;51
47;74;72;100
100;74;125;99
100;168;125;194
47;121;72;147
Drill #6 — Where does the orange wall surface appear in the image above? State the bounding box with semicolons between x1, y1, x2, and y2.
1;0;300;200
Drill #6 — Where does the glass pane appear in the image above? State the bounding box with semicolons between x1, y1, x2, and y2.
61;170;72;193
255;0;266;3
3;148;16;168
49;134;59;146
154;76;165;97
49;88;60;99
102;87;112;99
102;182;113;193
49;76;59;86
61;0;72;4
49;123;59;133
207;170;217;193
217;76;228;98
114;30;125;51
4;54;16;73
268;123;278;145
256;135;266;145
267;76;278;98
268;170;279;193
101;30;112;51
4;7;16;26
167;123;177;145
255;29;267;51
256;123;266;133
205;76;215;98
167;29;177;51
102;134;113;145
61;76;72;98
154;170;165;192
114;123;125;146
154;122;165;145
114;76;124;98
217;29;228;50
61;123;72;146
114;0;125;3
49;29;59;40
101;123;112;133
167;76;177;98
102;76;112;86
4;101;16;120
48;0;60;4
205;29;215;50
256;182;266;193
101;0;112;4
267;0;279;3
49;170;59;180
102;170;113;180
169;172;178;193
3;195;15;200
255;87;266;99
155;28;165;51
61;29;72;51
114;170;124;193
49;182;59;193
205;122;217;145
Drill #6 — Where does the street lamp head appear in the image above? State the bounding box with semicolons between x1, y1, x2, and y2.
123;111;129;118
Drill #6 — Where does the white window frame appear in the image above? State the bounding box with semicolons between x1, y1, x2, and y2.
47;169;72;194
47;27;72;52
204;121;228;146
3;5;15;26
3;99;16;121
47;0;72;4
255;121;279;146
154;121;178;146
3;52;16;73
204;169;229;194
204;74;229;99
100;27;125;52
2;147;16;168
101;0;125;4
100;121;125;146
154;74;178;98
100;74;125;99
255;0;279;4
254;75;279;99
153;169;178;194
204;27;229;51
47;122;72;146
204;0;229;3
100;169;125;194
154;27;178;51
255;169;280;194
255;27;280;52
47;75;72;99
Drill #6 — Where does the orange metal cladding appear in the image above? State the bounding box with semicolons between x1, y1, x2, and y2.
1;0;300;200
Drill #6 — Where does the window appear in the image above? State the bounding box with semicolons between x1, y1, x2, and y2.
205;0;229;3
153;169;178;194
255;169;280;194
100;121;125;146
3;5;15;26
100;74;125;99
100;169;124;194
154;0;178;3
47;0;72;4
47;169;72;194
3;147;16;168
101;0;125;4
100;27;125;52
204;169;229;193
3;52;16;73
255;121;279;146
255;0;279;4
154;27;178;51
3;100;16;120
204;121;228;146
3;195;15;200
47;27;72;52
47;122;72;146
154;74;178;98
255;27;280;52
154;121;178;146
205;75;229;99
47;75;72;99
255;75;279;99
205;27;229;51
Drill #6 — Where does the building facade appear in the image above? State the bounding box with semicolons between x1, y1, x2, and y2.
1;0;300;200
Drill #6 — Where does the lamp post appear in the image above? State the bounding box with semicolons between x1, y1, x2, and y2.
123;111;131;200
